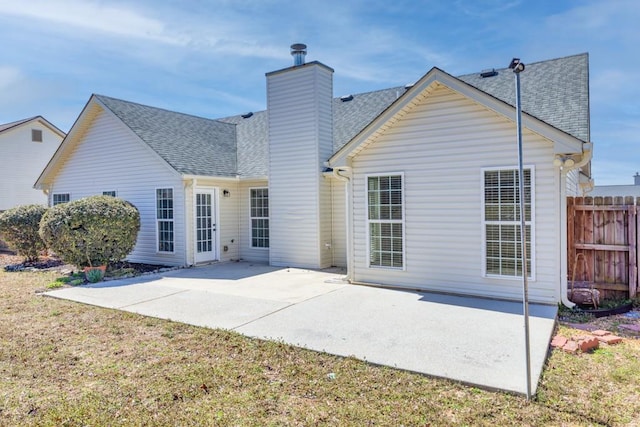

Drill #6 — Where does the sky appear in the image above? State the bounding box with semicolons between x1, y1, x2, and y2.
0;0;638;185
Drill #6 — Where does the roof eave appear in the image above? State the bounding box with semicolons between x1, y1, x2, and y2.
0;116;66;138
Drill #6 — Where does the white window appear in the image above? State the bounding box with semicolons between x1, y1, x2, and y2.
483;167;534;278
250;188;269;248
52;193;70;206
156;188;174;253
367;174;404;268
103;191;117;197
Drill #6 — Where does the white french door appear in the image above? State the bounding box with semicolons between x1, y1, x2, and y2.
194;189;217;263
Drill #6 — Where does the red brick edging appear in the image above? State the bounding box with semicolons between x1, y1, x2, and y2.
551;330;622;354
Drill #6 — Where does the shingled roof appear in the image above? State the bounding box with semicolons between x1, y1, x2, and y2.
96;95;237;177
94;53;589;179
458;53;589;142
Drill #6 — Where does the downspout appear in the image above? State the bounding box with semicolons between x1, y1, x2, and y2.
557;143;593;308
332;166;353;281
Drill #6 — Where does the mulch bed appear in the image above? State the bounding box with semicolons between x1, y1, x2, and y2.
1;252;169;277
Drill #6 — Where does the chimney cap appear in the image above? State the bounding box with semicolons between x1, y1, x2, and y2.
290;43;307;66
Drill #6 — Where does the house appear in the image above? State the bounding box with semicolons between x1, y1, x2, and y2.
0;116;65;211
35;46;593;305
589;173;640;197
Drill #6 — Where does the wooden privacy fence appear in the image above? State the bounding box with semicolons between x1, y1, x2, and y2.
567;196;638;299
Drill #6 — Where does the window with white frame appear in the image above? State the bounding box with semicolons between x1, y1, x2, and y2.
250;188;269;248
52;193;70;206
483;168;533;277
367;174;404;268
102;191;117;197
156;188;174;252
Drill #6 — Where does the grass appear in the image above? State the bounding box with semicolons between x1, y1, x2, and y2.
1;267;640;426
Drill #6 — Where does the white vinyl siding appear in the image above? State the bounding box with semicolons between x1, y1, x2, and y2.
266;63;333;269
156;188;174;253
483;167;534;278
367;174;404;268
47;107;186;266
565;168;581;196
350;84;560;304
250;188;269;248
0;121;63;210
52;193;70;205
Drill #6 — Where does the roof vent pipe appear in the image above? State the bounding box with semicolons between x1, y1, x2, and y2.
291;43;307;66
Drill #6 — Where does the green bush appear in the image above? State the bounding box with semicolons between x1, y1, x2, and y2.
0;204;48;261
39;195;140;268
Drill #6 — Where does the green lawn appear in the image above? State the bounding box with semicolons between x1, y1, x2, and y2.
1;266;639;426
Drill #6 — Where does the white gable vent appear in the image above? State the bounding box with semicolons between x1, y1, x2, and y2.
31;129;43;142
340;94;354;102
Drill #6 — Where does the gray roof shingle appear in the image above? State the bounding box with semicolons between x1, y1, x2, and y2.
458;53;589;142
96;95;237;177
95;53;589;179
217;111;268;177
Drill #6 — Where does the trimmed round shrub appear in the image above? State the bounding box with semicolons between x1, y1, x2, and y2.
39;195;140;268
0;204;48;261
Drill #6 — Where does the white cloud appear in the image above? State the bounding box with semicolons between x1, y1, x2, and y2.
453;0;522;18
0;66;21;90
0;0;185;45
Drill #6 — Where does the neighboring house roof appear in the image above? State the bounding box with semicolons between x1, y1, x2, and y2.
589;185;640;197
0;116;66;138
41;53;590;181
0;117;35;132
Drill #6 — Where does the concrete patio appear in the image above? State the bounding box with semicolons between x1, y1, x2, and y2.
46;261;557;395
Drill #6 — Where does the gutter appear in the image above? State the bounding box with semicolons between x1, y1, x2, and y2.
332;167;353;282
557;142;593;308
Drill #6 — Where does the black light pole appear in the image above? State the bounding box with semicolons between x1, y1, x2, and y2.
509;57;532;400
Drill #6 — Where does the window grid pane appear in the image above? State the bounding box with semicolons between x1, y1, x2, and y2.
368;175;403;268
52;193;70;206
156;188;174;252
196;193;213;253
250;188;269;248
484;169;532;277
